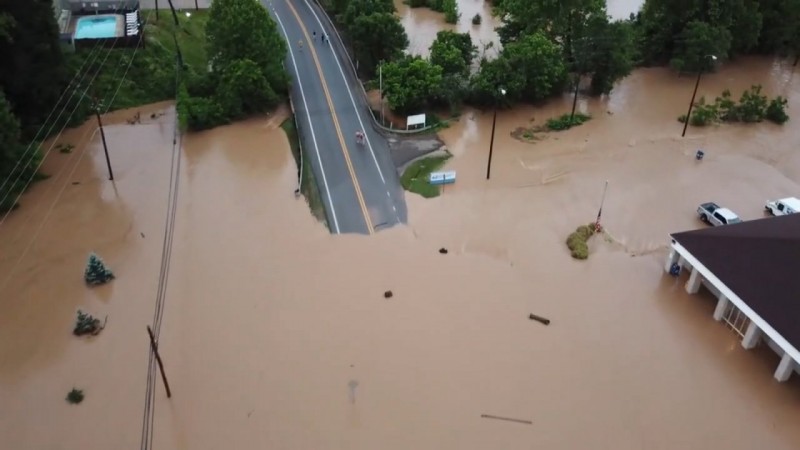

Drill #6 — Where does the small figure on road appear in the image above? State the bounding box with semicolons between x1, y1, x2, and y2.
298;39;303;50
322;34;327;44
313;30;316;41
355;130;365;145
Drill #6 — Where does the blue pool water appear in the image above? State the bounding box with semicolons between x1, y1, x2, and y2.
74;16;118;39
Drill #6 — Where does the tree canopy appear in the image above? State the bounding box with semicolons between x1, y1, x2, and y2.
382;56;443;114
0;0;69;139
349;12;408;77
206;0;288;92
179;0;288;130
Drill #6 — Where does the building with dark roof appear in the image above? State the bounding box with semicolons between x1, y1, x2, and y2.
666;214;800;382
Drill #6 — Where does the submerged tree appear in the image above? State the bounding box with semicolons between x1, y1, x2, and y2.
84;253;115;286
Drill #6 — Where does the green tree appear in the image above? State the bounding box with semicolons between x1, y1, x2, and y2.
341;0;395;28
350;13;408;76
430;31;475;108
0;90;37;212
216;59;280;118
442;0;459;24
0;0;69;139
470;32;566;105
430;31;476;72
573;16;637;95
497;0;605;46
382;56;443;114
206;0;288;93
758;0;800;57
669;20;730;73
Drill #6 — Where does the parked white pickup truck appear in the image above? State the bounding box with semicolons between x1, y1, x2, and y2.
765;197;800;216
697;202;742;226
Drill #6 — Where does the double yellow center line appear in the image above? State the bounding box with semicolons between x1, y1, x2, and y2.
284;0;374;235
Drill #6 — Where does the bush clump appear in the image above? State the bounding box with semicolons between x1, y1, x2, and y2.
766;96;789;124
683;85;790;127
546;113;591;131
442;0;459;24
74;310;106;336
66;388;84;404
566;223;597;260
472;13;481;25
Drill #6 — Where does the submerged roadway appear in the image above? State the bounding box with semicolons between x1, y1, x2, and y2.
266;0;408;235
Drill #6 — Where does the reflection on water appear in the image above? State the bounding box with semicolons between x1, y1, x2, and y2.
3;57;800;449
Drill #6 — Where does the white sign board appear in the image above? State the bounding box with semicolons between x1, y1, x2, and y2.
406;113;426;129
429;171;456;185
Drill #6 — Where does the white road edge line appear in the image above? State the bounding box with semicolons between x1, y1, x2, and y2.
273;7;341;234
302;0;389;189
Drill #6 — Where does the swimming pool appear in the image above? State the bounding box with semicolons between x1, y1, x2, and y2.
74;15;121;40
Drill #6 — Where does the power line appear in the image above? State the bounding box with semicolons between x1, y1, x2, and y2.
140;7;183;450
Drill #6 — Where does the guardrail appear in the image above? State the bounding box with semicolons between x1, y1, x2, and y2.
307;0;451;135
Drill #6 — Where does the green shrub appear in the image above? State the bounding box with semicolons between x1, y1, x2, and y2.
677;114;687;123
407;0;427;6
442;0;459;24
66;388;84;404
737;85;768;122
689;99;718;126
565;223;596;260
184;96;228;131
766;96;789;124
472;13;481;25
427;0;443;12
546;113;591;131
715;89;738;121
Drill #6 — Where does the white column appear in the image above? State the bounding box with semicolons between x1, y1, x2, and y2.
742;321;762;349
774;352;796;382
664;248;679;273
685;267;702;294
713;294;729;321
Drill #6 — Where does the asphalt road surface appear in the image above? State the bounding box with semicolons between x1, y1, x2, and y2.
266;0;408;235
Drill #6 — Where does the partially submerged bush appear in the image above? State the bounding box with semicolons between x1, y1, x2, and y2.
74;310;106;336
472;13;481;25
566;223;597;260
685;85;789;127
66;388;84;404
84;253;115;286
766;96;789;124
546;113;591;131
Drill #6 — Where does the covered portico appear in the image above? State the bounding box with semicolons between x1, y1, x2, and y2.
665;214;800;382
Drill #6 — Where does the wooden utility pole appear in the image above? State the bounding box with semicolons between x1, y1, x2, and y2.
92;99;114;181
147;325;172;398
155;0;159;21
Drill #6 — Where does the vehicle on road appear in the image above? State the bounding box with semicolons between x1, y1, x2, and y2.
697;202;742;226
765;197;800;216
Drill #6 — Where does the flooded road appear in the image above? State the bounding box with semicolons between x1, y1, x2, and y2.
3;56;800;449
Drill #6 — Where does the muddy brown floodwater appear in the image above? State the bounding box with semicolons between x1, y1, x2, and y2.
3;56;800;449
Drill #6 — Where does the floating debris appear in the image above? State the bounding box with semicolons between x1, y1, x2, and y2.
439;247;448;254
384;290;393;299
480;414;531;425
528;314;551;325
